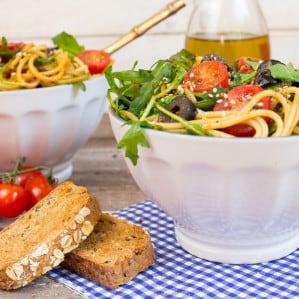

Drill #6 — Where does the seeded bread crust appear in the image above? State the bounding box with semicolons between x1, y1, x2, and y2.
62;213;155;289
0;181;101;290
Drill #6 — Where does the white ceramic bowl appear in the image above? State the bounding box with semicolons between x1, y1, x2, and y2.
0;76;108;181
109;107;299;264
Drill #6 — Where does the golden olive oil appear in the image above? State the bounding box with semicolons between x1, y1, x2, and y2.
185;33;270;64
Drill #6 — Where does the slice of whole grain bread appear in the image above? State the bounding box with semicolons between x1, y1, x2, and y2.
0;181;101;290
62;213;155;289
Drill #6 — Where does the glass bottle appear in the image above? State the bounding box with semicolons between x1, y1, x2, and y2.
185;0;270;64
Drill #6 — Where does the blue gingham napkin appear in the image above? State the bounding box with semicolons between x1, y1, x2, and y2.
48;200;299;299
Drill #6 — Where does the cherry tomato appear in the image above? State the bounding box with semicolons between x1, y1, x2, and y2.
235;57;259;74
16;166;42;187
0;42;25;50
213;84;271;137
77;49;111;74
0;184;27;218
183;61;229;92
24;175;57;210
0;42;25;63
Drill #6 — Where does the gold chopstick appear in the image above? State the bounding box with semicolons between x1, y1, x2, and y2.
103;0;186;54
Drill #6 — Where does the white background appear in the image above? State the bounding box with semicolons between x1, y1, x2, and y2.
2;0;299;70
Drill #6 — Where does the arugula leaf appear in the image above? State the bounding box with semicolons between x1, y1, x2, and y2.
270;63;299;82
52;31;84;58
117;121;151;165
194;86;227;110
72;81;86;91
186;123;211;136
0;37;9;56
0;37;21;60
229;71;256;87
245;58;260;70
34;56;55;66
128;61;177;116
108;68;152;84
168;48;196;70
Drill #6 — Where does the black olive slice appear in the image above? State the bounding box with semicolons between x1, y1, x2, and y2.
254;59;284;87
158;96;196;122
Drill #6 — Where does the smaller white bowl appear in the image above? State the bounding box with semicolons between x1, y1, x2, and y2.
109;107;299;264
0;76;108;181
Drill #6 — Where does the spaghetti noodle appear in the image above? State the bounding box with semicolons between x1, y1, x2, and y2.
0;43;91;91
118;87;299;138
150;89;298;137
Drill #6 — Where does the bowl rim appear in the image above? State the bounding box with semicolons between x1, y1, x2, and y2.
108;105;299;145
0;75;104;96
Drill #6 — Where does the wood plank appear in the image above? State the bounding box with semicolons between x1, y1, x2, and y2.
70;113;147;211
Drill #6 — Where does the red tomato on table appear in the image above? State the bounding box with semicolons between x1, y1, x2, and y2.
24;175;57;210
183;61;229;92
213;84;271;137
0;184;27;218
15;166;42;187
77;49;111;74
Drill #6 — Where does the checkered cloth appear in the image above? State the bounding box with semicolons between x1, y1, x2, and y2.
48;200;299;299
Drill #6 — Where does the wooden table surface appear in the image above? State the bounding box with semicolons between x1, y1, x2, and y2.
0;113;147;299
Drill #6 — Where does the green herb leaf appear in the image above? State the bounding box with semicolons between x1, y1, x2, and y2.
117;121;151;165
270;63;299;82
34;56;55;66
229;71;256;87
245;59;260;70
0;37;9;56
52;31;84;58
72;81;86;91
0;37;20;59
194;86;227;111
186;123;211;136
128;61;177;116
168;48;196;70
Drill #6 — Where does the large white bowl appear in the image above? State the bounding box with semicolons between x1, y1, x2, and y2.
0;76;108;181
109;107;299;264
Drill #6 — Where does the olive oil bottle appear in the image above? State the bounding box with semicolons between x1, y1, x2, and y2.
185;33;270;65
185;0;270;64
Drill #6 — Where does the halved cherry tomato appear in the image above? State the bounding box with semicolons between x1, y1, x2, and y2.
24;175;57;210
235;57;259;74
213;84;271;137
183;61;229;92
15;166;42;188
77;49;111;75
3;42;25;51
0;42;25;63
0;184;27;218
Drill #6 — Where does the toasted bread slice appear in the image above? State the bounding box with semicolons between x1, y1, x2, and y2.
62;213;155;289
0;181;101;290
